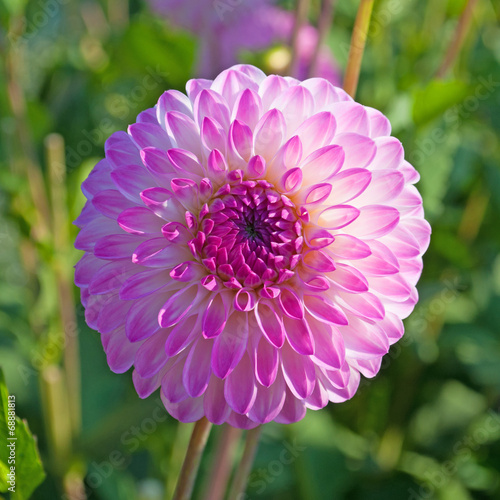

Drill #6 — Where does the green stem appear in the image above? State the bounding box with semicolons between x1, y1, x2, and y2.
45;133;82;439
173;418;213;500
343;0;375;98
203;425;242;500
436;0;479;79
227;426;262;500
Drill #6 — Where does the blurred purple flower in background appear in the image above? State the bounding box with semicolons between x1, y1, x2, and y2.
147;0;281;77
147;0;341;85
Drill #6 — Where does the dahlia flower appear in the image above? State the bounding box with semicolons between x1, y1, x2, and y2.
75;64;430;428
147;0;281;77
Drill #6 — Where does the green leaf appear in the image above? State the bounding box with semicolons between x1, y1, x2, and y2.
0;459;9;492
0;369;46;500
412;80;471;126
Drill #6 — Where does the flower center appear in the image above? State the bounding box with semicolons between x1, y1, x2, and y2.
190;179;303;289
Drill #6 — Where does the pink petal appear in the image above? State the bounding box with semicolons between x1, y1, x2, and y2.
140;147;176;179
327;234;372;260
332;132;376;170
252;337;279;387
300;145;344;185
303;226;335;249
120;269;171;300
111;165;158;203
301;78;352;106
369;275;412;301
186;78;212;103
314;205;360;230
370;137;403;170
274;389;307;424
201;117;226;154
126;293;166;342
225;354;257;414
159;284;201;328
75;217;120;251
248;372;286;424
89;260;137;295
253;108;286;160
281;343;316;399
355;240;400;276
167;148;205;179
194;89;230;131
211;312;248;379
104;133;141;170
294;111;336;157
365;106;391;137
232;88;262;130
102;326;139;373
75;253;106;286
342;316;389;358
228;119;253;164
303;294;348;325
267;136;303;182
128;122;171;150
117;207;164;235
97;294;132;333
166;111;202;158
337;291;385;321
134;329;169;378
379;312;404;344
304;379;329;410
161;359;189;403
211;69;258;109
140;187;186;222
283;315;315;355
347;205;400;239
327;169;372;204
92;189;135;219
303;249;336;273
94;234;140;260
326;101;369;136
183;338;212;397
272;85;315;137
307;316;345;370
163;393;205;423
164;314;199;357
132;368;163;399
296;183;332;207
132;238;189;268
157;90;193;128
279;287;304;319
203;375;231;425
355;170;405;205
202;293;229;338
258;74;291;109
254;301;284;348
327;263;369;293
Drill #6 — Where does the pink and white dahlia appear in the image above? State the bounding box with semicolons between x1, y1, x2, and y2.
75;65;430;428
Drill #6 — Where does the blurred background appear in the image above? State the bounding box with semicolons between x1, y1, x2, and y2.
1;0;500;499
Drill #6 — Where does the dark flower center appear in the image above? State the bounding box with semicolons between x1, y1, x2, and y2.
189;178;303;288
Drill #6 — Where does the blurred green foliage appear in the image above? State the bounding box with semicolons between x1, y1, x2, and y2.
0;0;500;499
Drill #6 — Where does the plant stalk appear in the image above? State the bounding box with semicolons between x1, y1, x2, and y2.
173;418;213;500
288;0;311;77
436;0;479;78
203;425;242;500
227;426;262;500
309;0;337;78
343;0;375;98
